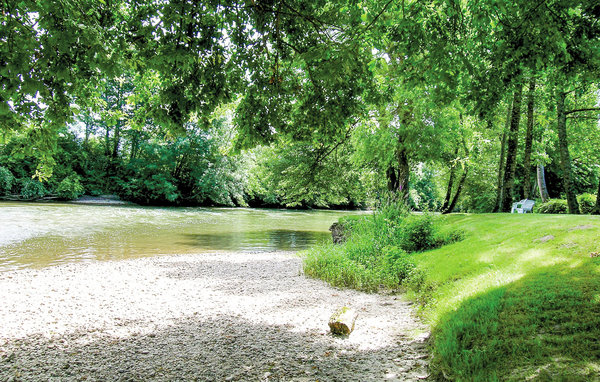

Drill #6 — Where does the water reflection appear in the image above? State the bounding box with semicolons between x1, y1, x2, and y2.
0;202;364;271
181;230;330;251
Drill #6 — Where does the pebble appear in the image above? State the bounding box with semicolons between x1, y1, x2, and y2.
0;252;430;381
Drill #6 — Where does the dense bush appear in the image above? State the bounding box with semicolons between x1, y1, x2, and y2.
119;174;180;205
56;174;85;200
0;166;14;195
536;199;568;214
19;178;47;199
398;214;436;253
577;193;597;214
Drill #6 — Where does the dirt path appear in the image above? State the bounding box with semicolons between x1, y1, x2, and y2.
0;252;429;381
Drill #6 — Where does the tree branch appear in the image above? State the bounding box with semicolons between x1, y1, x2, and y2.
566;115;600;120
313;124;355;167
565;107;600;115
363;0;395;32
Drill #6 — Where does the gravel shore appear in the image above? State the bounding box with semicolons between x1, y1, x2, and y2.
0;252;429;381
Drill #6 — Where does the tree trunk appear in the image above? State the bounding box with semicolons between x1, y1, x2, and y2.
443;165;469;214
537;164;549;202
444;137;470;214
387;166;398;192
84;118;91;149
105;126;111;157
501;85;523;212
112;120;121;159
442;147;459;212
556;90;580;214
523;79;535;199
492;104;511;212
130;131;139;161
593;177;600;215
112;82;123;160
396;141;410;201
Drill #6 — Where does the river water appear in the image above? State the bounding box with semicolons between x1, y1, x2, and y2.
0;202;361;271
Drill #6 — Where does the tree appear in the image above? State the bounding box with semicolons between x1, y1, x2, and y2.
522;79;536;200
500;85;523;212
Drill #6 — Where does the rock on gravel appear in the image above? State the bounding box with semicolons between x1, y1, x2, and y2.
0;252;429;381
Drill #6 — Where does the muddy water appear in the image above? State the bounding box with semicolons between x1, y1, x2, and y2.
0;202;362;271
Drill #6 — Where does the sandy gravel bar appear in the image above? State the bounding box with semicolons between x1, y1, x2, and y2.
0;252;429;381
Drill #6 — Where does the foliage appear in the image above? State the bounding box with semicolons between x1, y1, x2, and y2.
536;199;569;214
19;178;47;199
408;166;441;211
577;193;597;214
397;214;437;253
0;167;15;195
120;174;179;205
304;200;463;292
2;0;600;212
56;174;85;200
116;128;244;206
244;142;369;208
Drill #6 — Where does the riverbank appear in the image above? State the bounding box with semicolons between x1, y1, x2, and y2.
0;252;429;381
0;194;136;206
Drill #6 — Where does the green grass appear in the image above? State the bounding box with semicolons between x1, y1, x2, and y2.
303;208;461;293
304;213;600;380
409;214;600;381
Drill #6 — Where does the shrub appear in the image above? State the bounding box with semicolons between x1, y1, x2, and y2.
536;199;568;214
56;174;85;200
398;214;436;253
304;200;464;292
19;178;47;199
394;213;464;253
120;174;179;204
380;245;414;285
577;193;597;214
0;166;15;195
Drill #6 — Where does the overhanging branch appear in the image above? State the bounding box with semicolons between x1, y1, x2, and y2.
565;107;600;115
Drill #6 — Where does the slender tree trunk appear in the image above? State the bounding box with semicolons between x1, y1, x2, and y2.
523;79;535;199
493;104;511;212
442;147;459;212
84;121;91;149
593;177;600;215
112;82;122;160
112;120;121;159
105;126;111;157
396;140;410;201
556;90;580;214
443;165;469;214
130;132;138;161
501;85;524;212
537;164;549;202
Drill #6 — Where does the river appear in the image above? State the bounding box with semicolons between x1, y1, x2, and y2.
0;202;362;271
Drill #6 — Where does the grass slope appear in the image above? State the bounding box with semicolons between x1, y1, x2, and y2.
414;214;600;381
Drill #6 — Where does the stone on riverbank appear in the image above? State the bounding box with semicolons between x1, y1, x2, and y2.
329;222;347;244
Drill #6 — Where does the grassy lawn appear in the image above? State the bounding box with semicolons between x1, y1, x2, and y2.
411;214;600;381
303;212;600;380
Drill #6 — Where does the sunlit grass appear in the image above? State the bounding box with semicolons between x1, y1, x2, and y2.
411;213;600;380
303;212;600;380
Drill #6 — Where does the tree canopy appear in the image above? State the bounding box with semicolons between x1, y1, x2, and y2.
1;0;600;211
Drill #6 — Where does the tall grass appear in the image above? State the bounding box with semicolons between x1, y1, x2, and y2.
303;201;463;292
